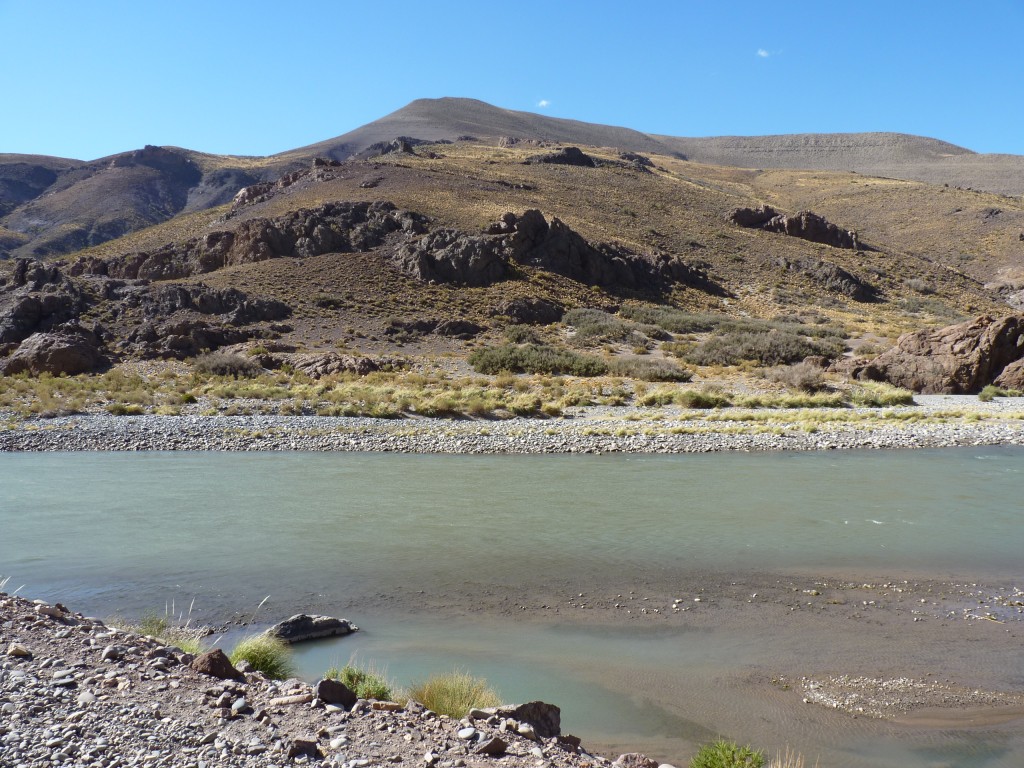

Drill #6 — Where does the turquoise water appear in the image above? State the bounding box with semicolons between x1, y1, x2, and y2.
2;447;1023;767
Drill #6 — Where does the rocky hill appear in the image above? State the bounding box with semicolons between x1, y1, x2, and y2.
3;97;1023;262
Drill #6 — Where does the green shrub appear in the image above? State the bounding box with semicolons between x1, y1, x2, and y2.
193;351;262;378
607;357;692;382
690;740;764;768
106;403;146;415
766;361;827;392
326;663;394;701
978;384;1020;401
468;345;608;376
505;326;541;344
407;670;501;719
229;635;295;680
686;331;844;367
563;308;633;343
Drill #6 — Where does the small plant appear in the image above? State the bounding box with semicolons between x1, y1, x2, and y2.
229;634;296;680
407;670;501;718
505;325;540;344
689;740;764;768
325;662;395;701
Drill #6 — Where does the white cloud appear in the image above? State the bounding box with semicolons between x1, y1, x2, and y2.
537;99;551;108
757;49;770;58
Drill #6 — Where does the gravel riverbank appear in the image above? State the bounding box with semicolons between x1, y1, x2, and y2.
2;396;1023;453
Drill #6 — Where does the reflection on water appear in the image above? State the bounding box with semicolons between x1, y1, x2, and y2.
2;447;1024;767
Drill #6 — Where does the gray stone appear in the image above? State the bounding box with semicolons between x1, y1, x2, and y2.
314;678;358;709
457;727;477;740
267;614;356;644
475;737;508;756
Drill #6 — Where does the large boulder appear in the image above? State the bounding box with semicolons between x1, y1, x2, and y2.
191;649;244;681
862;314;1024;393
493;701;561;739
0;259;86;345
491;297;565;325
267;614;357;644
524;147;598;168
773;256;876;302
392;229;512;286
0;324;106;376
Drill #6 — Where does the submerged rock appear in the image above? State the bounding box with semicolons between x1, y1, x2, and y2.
267;613;357;644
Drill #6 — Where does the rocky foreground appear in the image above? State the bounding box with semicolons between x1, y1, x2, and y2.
0;594;627;768
2;395;1024;454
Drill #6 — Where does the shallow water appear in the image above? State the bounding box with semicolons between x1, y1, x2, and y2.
2;447;1023;767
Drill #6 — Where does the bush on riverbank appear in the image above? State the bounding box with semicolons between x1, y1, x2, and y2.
407;670;501;719
326;663;395;701
229;634;295;680
690;740;764;768
468;344;608;376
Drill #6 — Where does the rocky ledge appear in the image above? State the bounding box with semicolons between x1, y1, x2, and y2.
0;593;628;768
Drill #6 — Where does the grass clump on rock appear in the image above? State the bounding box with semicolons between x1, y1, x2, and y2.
326;663;395;701
229;634;296;680
407;670;501;719
689;740;764;768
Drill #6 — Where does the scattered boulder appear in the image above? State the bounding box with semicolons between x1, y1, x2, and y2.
314;678;358;709
492;701;561;739
267;614;357;644
729;206;860;249
614;754;660;768
190;649;244;681
434;319;484;339
524;147;598;168
855;313;1024;393
0;324;106;376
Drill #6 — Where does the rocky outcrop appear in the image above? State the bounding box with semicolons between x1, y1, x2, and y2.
289;353;402;379
0;323;107;376
392;229;512;286
491;702;561;739
524;147;598;168
729;206;860;249
394;209;716;294
266;614;357;644
0;259;86;345
314;678;357;709
136;284;290;326
491;297;565;325
773;256;876;301
125;319;253;360
852;313;1024;393
994;358;1024;390
81;202;429;282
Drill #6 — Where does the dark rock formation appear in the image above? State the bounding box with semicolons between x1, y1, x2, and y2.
524;147;598;168
0;323;107;376
492;702;561;739
266;614;357;644
190;649;244;681
126;318;252;360
853;313;1024;393
391;229;512;286
773;256;876;301
136;284;290;326
491;297;565;325
729;206;860;249
394;209;717;294
434;319;484;339
0;259;86;345
314;678;358;709
83;202;429;282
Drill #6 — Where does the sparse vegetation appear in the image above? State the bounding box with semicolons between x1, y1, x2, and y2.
468;344;608;376
229;634;296;680
192;352;262;378
407;670;501;719
978;384;1022;401
689;740;764;768
326;662;395;701
766;361;828;392
849;382;915;407
685;331;844;367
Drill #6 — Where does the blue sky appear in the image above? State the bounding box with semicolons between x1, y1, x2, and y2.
2;1;1022;160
